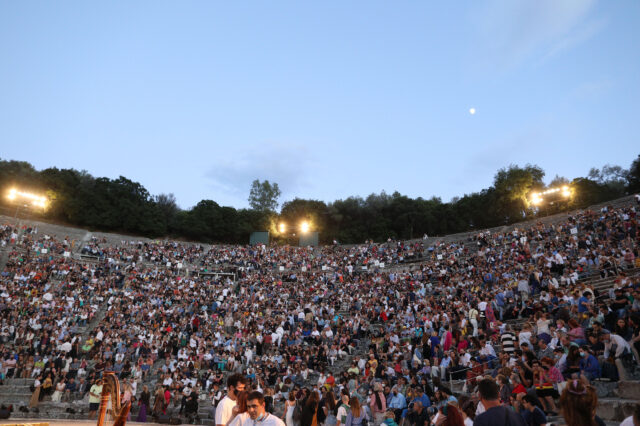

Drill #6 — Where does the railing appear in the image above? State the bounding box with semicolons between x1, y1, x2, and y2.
446;355;499;393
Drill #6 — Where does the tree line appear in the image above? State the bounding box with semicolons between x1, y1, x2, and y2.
1;155;639;244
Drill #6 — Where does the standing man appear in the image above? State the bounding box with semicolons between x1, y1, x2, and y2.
215;373;248;426
228;391;285;426
88;378;103;420
336;393;350;426
473;379;525;426
469;306;479;337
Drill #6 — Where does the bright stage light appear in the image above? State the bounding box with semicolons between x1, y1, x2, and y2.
279;223;286;233
6;188;47;208
531;193;543;206
300;221;310;233
530;185;573;207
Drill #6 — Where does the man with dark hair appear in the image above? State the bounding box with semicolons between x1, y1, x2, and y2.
473;379;526;426
406;400;430;426
227;391;284;426
88;379;103;420
215;373;248;426
519;394;547;426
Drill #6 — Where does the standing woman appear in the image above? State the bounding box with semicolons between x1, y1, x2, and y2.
227;391;248;426
40;373;53;401
284;391;296;426
345;396;368;426
136;385;150;422
29;375;42;408
322;390;338;426
121;382;133;421
559;379;606;426
22;355;34;379
301;388;320;426
152;386;165;420
369;383;387;425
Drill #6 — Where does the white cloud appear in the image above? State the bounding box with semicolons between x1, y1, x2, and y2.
205;141;313;207
471;0;603;72
539;17;607;65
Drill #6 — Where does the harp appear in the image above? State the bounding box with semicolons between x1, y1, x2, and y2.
96;372;131;426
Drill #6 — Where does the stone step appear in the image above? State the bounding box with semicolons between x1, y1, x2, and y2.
0;384;32;391
616;381;640;400
0;391;31;398
0;398;31;405
596;397;640;422
3;378;34;386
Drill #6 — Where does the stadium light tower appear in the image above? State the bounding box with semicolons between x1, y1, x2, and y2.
7;188;47;208
529;185;574;215
6;188;48;221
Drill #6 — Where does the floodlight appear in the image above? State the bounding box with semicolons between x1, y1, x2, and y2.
300;221;310;233
6;188;48;208
279;223;286;233
531;193;543;206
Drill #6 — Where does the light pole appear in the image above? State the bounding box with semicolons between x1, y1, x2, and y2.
6;188;48;237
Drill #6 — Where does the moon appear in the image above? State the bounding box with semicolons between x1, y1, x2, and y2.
469;108;476;115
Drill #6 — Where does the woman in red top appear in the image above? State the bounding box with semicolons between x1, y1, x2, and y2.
163;387;171;414
325;373;335;389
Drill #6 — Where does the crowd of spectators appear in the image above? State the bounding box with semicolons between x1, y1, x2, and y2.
0;200;639;426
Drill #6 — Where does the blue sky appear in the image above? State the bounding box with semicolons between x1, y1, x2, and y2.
1;1;639;209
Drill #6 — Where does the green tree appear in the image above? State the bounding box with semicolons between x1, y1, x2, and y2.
280;198;330;241
549;175;570;187
627;155;640;192
493;164;545;222
588;164;628;197
570;177;609;208
248;179;281;212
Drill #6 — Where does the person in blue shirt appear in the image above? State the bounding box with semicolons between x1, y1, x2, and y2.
519;394;547;426
387;386;407;421
577;292;592;314
429;332;440;358
411;385;431;408
578;346;600;380
495;292;506;320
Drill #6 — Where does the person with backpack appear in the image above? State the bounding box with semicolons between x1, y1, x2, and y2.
318;388;335;426
345;396;368;426
369;383;387;425
336;393;351;426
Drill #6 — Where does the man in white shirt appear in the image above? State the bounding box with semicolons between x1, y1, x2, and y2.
468;307;479;337
216;373;248;426
244;347;253;365
229;391;285;426
601;332;632;380
602;333;631;358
